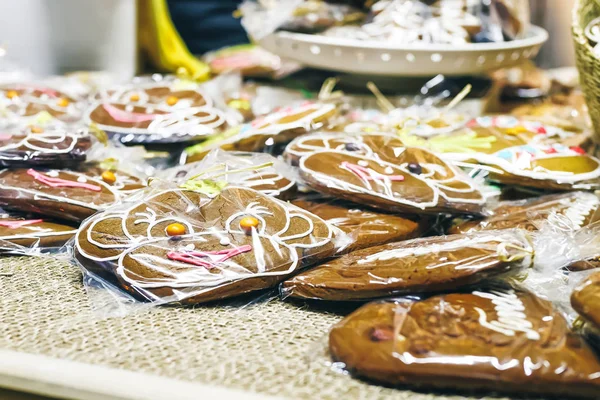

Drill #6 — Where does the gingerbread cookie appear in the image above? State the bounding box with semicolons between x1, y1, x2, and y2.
330;288;600;398
282;230;532;301
0;212;76;251
87;76;230;143
183;101;337;163
167;150;296;199
0;166;146;222
0;127;92;168
75;185;340;304
291;197;427;253
451;192;600;233
401;116;600;190
286;132;485;214
571;271;600;331
0;84;83;126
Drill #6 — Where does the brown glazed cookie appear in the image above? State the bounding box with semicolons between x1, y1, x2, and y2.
0;213;76;251
329;288;600;398
451;192;600;233
406;116;600;191
87;77;230;144
287;132;485;215
0;84;83;125
167;150;297;200
0;128;92;168
74;186;340;304
291;197;427;253
282;230;532;301
182;101;338;163
571;271;600;330
0;166;146;222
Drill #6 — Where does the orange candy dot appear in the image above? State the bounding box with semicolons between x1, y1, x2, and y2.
57;98;70;107
166;95;179;106
101;170;116;184
29;126;44;134
6;90;18;99
166;223;187;236
129;94;140;102
239;216;259;234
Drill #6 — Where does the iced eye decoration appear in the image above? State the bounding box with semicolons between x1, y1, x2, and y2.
343;142;361;152
407;163;422;175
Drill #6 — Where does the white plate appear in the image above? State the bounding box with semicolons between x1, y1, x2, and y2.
260;25;548;76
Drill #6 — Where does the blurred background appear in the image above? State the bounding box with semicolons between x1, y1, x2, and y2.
0;0;576;78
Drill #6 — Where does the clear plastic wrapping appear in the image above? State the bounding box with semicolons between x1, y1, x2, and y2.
282;229;533;301
401;115;600;191
291;194;431;254
0;163;146;222
241;0;530;44
0;83;86;128
284;131;486;215
163;149;298;199
73;179;347;305
85;75;239;144
0;126;94;168
0;209;77;255
182;100;338;163
451;191;600;234
328;284;600;399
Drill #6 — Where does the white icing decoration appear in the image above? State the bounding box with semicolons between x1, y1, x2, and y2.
358;160;369;167
473;290;541;341
384;166;394;174
290;132;485;210
220;237;230;246
77;176;87;183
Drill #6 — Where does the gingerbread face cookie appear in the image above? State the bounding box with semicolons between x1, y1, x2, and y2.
167;150;296;199
0;166;146;222
402;116;600;190
330;288;600;398
291;197;427;253
286;132;485;214
0;127;92;168
87;77;230;143
451;192;600;233
0;84;83;126
183;101;337;163
0;212;76;252
75;186;340;304
282;230;532;301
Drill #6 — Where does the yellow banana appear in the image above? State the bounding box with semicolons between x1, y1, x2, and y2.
139;0;211;81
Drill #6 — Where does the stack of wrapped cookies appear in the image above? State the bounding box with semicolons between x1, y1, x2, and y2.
3;69;600;398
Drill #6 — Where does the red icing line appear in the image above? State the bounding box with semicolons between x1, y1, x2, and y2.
167;245;252;269
0;219;43;229
341;161;405;182
27;169;102;192
103;104;157;124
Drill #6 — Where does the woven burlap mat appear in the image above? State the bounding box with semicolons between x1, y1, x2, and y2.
0;256;512;400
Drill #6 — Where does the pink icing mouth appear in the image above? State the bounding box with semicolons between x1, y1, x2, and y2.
0;219;43;229
27;169;102;192
341;161;405;182
167;245;252;269
0;134;13;141
14;85;59;98
102;104;157;124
